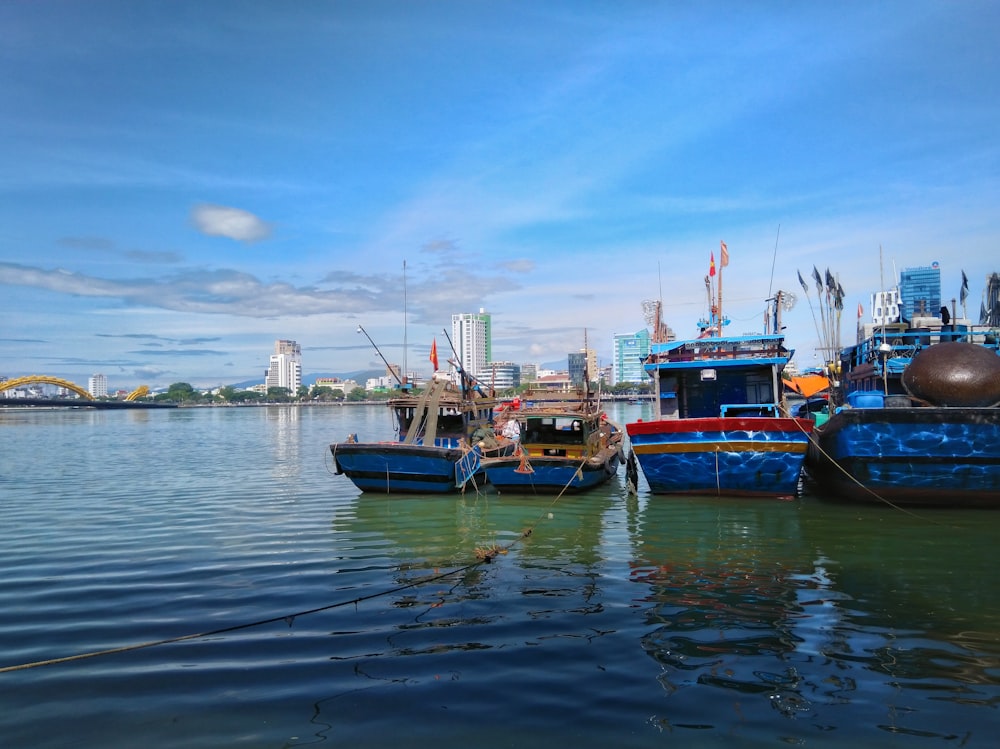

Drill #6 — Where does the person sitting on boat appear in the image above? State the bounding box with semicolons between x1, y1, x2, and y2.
501;417;521;442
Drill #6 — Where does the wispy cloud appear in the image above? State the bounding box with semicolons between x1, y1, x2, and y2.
96;333;221;345
127;348;228;357
0;259;518;321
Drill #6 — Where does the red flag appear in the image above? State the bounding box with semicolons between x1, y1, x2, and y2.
720;241;729;268
709;251;716;277
857;302;863;319
429;338;439;371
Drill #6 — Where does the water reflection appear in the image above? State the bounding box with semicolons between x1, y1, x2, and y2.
628;497;1000;742
266;405;301;485
628;498;813;726
800;507;1000;724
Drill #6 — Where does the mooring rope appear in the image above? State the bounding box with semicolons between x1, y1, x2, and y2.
791;417;952;525
0;517;542;676
2;444;586;675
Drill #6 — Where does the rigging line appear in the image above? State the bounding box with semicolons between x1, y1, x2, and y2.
495;451;597;534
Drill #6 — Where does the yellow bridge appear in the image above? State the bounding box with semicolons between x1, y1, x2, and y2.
0;376;151;402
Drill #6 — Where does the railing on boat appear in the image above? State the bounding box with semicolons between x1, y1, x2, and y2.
720;403;781;417
651;340;787;364
848;326;1000;375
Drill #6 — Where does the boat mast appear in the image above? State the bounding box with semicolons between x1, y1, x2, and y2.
703;275;714;335
717;244;724;338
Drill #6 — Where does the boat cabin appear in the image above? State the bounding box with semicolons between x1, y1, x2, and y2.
389;379;496;447
645;334;792;420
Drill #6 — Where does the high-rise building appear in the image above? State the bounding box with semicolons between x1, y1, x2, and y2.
265;339;302;393
567;348;597;386
870;288;901;326
87;373;108;398
612;330;651;385
451;309;491;378
898;264;941;321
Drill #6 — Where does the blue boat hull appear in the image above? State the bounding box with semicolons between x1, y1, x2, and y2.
330;442;489;494
627;417;812;498
807;407;1000;506
483;449;622;494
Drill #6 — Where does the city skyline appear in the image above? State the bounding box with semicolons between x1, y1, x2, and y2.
3;2;999;388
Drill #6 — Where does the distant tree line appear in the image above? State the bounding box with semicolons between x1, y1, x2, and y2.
150;382;387;404
146;379;650;405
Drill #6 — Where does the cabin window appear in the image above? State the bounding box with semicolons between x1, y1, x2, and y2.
524;417;587;445
745;374;773;404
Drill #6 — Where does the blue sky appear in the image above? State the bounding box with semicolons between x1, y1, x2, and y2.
2;1;998;390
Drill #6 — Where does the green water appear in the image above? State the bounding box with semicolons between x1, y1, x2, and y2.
0;403;996;748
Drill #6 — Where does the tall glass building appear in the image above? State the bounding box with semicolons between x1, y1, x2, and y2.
898;264;941;321
567;352;588;386
612;329;651;385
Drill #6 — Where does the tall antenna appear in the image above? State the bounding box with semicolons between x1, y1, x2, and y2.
402;260;408;385
767;224;781;300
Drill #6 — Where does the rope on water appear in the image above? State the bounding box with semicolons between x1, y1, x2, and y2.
0;542;521;675
2;449;583;674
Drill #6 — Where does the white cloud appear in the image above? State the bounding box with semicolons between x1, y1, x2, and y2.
191;204;272;242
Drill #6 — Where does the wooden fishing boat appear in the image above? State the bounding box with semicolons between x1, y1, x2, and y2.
481;392;625;494
806;312;1000;506
625;251;812;498
330;376;511;494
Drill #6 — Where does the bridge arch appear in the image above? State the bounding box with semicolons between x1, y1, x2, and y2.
0;376;94;400
125;385;150;401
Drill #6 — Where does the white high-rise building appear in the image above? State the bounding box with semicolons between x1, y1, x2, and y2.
451;309;491;379
265;339;302;393
87;374;108;398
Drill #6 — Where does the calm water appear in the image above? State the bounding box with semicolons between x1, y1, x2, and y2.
1;403;997;749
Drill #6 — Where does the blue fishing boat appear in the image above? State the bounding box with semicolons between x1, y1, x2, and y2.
806;278;1000;506
481;392;625;494
330;375;510;494
625;255;813;497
